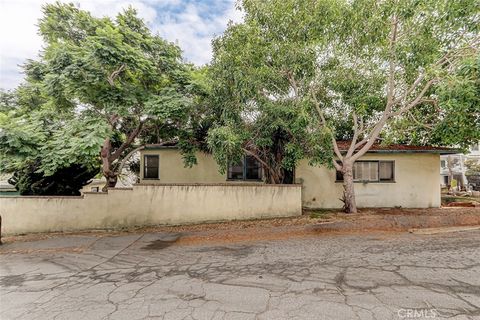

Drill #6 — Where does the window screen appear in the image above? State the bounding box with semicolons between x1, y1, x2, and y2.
144;155;159;179
336;161;394;182
353;162;378;181
379;161;394;181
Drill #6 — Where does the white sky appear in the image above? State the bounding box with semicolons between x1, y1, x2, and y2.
0;0;242;89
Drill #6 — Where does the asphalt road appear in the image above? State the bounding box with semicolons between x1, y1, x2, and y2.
0;230;479;320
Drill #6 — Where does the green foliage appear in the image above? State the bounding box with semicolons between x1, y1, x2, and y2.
209;0;479;186
431;57;480;149
207;0;339;182
0;88;102;175
207;125;246;174
465;159;480;176
1;2;201;189
8;162;98;196
388;56;480;149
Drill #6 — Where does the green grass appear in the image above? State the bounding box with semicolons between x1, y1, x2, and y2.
308;209;333;219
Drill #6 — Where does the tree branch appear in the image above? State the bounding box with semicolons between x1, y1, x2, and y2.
108;121;144;162
107;64;126;86
346;111;359;158
115;145;145;174
386;15;398;107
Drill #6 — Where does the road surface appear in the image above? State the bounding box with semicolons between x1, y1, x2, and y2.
1;230;479;319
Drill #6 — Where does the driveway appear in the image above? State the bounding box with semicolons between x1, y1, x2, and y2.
1;230;479;320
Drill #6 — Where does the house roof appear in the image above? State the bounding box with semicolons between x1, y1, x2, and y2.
143;143;179;150
142;142;459;154
335;141;459;154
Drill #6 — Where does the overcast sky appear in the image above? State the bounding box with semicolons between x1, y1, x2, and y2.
0;0;242;89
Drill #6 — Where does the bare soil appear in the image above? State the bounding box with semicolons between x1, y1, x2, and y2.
2;207;479;247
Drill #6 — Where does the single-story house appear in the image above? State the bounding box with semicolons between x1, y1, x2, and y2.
139;142;457;209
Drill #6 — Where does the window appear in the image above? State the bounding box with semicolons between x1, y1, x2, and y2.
379;161;394;181
144;155;159;179
336;161;394;182
472;143;479;151
440;160;446;168
228;155;262;181
353;162;378;181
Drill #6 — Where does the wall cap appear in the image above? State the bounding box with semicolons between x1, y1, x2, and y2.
134;183;302;188
0;195;84;199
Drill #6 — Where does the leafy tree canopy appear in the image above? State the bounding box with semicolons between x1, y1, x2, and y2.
207;0;337;183
1;2;205;190
208;0;479;211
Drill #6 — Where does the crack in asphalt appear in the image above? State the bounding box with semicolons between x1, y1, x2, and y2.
0;231;479;320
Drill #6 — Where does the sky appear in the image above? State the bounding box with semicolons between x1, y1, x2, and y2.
0;0;243;89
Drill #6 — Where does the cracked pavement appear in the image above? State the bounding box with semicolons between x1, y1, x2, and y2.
0;230;479;320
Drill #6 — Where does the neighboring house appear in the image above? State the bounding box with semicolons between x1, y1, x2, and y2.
440;142;480;190
139;142;456;209
0;174;19;196
81;177;134;193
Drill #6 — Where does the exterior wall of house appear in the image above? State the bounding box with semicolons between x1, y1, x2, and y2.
0;184;302;235
140;148;228;184
297;153;441;209
139;148;441;209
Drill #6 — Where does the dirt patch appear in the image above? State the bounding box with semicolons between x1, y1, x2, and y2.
446;202;479;207
142;239;177;250
442;195;480;207
1;208;479;247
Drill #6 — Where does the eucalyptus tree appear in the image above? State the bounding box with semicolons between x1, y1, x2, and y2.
209;0;479;212
309;0;479;212
31;3;196;190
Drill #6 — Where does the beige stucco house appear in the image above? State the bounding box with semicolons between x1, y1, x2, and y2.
139;143;456;209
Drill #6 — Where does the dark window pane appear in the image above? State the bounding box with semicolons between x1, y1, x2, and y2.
145;167;159;179
246;166;261;180
228;159;244;180
144;155;159;179
227;156;262;180
146;155;159;167
336;170;344;181
379;161;394;181
245;156;261;180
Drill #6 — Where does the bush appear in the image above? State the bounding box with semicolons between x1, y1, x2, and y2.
8;162;98;196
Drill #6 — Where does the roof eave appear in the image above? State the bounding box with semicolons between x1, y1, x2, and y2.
143;145;179;150
356;149;460;155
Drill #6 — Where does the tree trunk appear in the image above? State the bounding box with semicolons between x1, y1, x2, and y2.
342;161;357;213
263;165;284;184
100;137;118;192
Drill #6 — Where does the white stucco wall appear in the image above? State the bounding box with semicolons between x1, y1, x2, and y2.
296;153;441;209
0;184;302;235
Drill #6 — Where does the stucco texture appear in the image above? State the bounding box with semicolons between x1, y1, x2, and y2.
140;149;228;184
139;149;441;209
0;184;302;235
297;153;441;209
